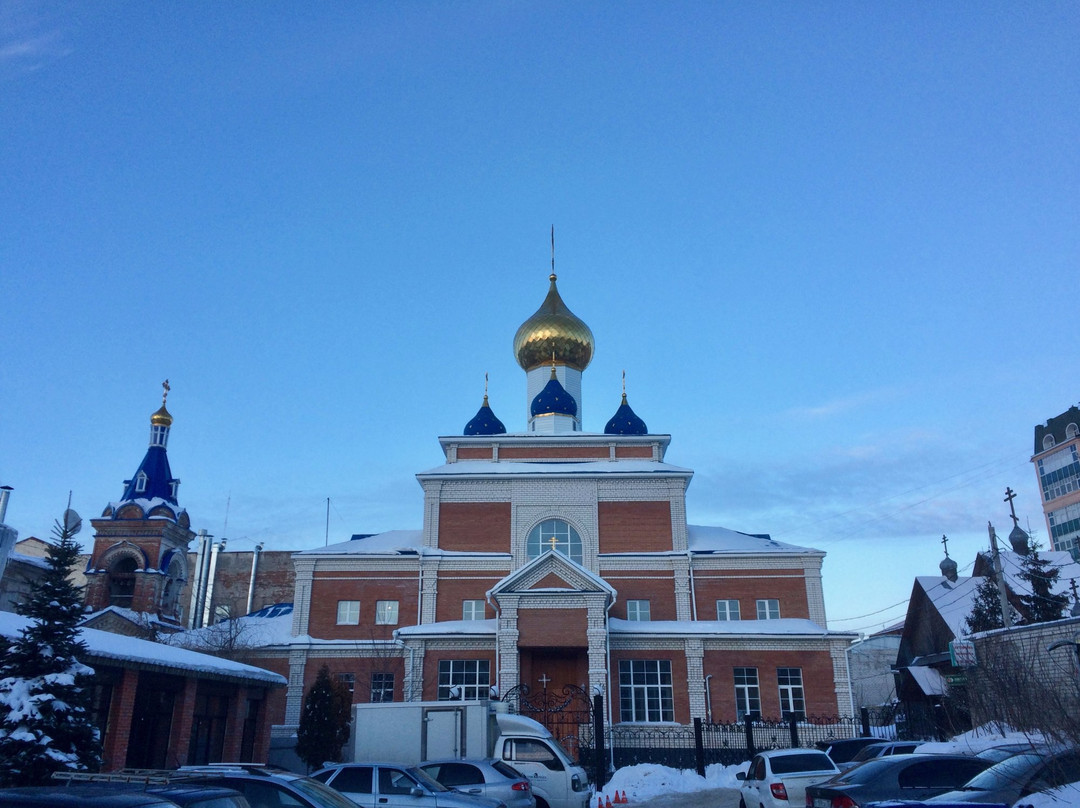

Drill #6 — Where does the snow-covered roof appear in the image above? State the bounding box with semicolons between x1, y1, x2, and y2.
998;549;1080;599
904;664;948;695
298;530;427;556
687;525;821;555
417;460;693;478
608;617;852;638
915;576;983;638
0;611;286;686
81;605;175;628
6;551;50;570
395;619;497;637
172;603;296;649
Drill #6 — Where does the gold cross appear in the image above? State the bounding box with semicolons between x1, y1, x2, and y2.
548;535;559;551
162;379;170;405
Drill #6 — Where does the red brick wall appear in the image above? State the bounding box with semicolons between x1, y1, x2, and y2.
101;668;139;771
435;577;500;621
615;446;653;458
692;570;809;619
602;572;677;619
598;501;672;553
517;608;588;648
421;651;495;701
703;648;837;721
438;503;512;552
499;447;608;460
608;650;691;724
307;571;418;640
457;447;493;459
304;657;405;704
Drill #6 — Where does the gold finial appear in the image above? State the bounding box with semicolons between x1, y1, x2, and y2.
483;372;489;405
162;378;170;406
550;225;556;282
550;350;558;379
151;379;174;427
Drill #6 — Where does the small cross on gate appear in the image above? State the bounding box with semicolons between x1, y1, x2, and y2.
538;673;551;690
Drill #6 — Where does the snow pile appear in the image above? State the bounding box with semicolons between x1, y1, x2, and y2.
916;723;1047;755
597;762;748;801
1022;782;1080;806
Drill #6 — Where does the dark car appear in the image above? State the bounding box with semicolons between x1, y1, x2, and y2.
837;741;922;771
926;747;1080;805
0;782;250;808
805;753;992;807
177;765;359;808
815;738;884;767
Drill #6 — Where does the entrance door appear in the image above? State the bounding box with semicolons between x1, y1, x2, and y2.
510;649;591;761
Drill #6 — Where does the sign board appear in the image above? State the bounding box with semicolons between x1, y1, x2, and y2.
950;639;977;667
945;674;967;686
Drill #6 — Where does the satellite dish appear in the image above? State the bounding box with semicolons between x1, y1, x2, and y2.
63;509;82;535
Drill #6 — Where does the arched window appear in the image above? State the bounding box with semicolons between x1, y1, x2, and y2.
1067;423;1079;440
527;519;583;564
1044;434;1056;450
109;556;138;607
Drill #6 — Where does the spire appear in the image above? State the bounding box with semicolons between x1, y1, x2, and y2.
118;384;181;508
464;373;507;436
604;371;648;435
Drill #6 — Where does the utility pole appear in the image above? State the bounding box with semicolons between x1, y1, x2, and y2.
988;521;1013;629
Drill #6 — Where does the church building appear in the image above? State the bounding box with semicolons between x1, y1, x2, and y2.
274;271;856;735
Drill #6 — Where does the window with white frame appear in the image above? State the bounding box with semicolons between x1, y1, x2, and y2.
627;600;651;621
462;599;486;621
337;672;355;697
526;518;583;564
716;599;741;621
618;660;674;722
336;600;360;625
375;600;399;625
438;660;490;700
756;599;780;620
777;667;805;720
135;472;148;494
734;667;760;720
371;672;394;703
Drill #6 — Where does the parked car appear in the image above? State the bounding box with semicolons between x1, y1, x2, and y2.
312;763;506;808
177;764;359;808
0;782;250;808
973;742;1039;763
805;753;992;807
814;739;882;767
419;759;535;808
837;741;922;771
925;747;1080;805
737;748;839;808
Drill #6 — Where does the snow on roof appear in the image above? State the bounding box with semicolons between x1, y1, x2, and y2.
0;611;286;686
82;605;175;628
396;619;497;637
608;617;851;637
171;603;296;649
915;576;983;638
298;530;426;556
7;551;50;570
999;549;1080;599
687;525;820;554
903;664;948;695
417;460;693;478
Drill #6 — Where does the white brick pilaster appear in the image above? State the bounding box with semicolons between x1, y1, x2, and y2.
685;638;705;720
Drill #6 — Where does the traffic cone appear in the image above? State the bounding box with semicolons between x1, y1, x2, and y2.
620;791;629;803
597;797;603;808
605;797;612;808
614;794;623;804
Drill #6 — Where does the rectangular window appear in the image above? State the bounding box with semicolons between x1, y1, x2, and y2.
336;600;360;625
716;599;741;621
756;599;780;620
438;660;490;700
627;600;651;621
777;667;805;720
337;673;355;697
375;600;399;625
370;672;394;703
618;660;674;723
462;599;486;621
734;667;760;720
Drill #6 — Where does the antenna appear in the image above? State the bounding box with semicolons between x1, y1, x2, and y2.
550;225;556;280
223;493;231;536
325;497;330;546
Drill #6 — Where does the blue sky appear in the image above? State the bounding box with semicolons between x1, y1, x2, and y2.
2;2;1077;634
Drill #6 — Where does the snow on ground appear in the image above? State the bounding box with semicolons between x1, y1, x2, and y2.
596;762;748;802
915;723;1048;755
1021;782;1080;806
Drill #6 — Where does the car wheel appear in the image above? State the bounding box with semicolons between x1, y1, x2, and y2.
738;800;746;808
534;798;549;808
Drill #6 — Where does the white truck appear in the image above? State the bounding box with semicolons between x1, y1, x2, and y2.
348;700;593;808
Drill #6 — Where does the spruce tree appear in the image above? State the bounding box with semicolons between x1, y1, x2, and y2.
1018;541;1068;623
0;516;101;785
295;664;351;771
966;575;1006;634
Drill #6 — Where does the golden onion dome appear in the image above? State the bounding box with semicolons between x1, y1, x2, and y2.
513;273;595;372
150;404;173;427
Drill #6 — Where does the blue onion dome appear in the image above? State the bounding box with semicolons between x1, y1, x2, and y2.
604;392;648;435
464;394;507;436
514;273;595;372
531;367;578;417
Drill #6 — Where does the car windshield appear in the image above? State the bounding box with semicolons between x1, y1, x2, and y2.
830;758;897;783
960;753;1043;790
408;767;450;793
771;753;835;774
291;777;365;808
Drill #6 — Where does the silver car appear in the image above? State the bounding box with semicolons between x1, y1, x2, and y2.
312;763;505;808
420;759;535;808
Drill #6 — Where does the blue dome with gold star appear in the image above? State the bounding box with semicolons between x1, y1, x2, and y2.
464;395;507;435
604;393;648;435
531;372;578;417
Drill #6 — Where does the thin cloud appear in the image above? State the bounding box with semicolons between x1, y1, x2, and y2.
784;387;903;420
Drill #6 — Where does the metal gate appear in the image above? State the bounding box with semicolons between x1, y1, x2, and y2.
502;683;594;763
